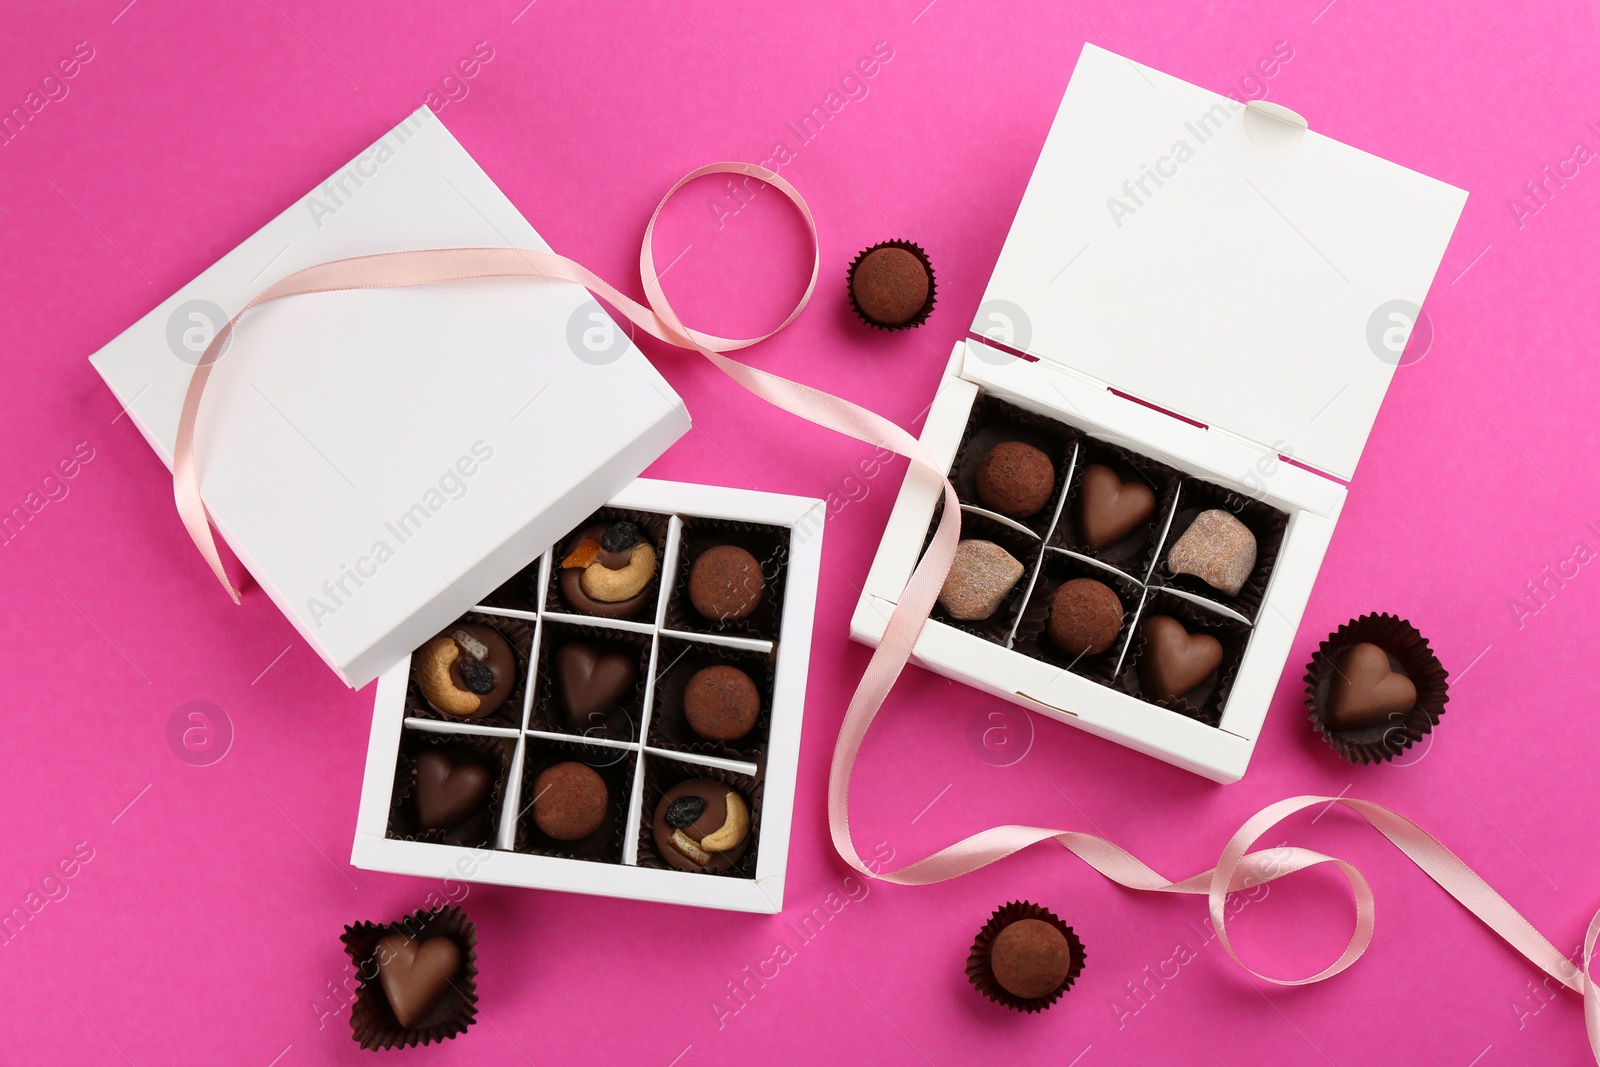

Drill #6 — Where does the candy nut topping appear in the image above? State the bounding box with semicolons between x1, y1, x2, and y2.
580;542;658;603
699;790;749;852
450;629;490;661
669;830;713;866
417;638;481;716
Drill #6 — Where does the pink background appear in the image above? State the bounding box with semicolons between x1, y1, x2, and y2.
3;0;1598;1063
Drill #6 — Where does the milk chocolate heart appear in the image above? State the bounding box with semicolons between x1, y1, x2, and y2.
414;750;491;831
1138;615;1223;700
375;933;461;1029
1077;465;1156;550
1325;643;1416;730
555;642;638;728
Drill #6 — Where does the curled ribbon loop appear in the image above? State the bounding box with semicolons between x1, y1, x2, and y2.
171;162;1598;1060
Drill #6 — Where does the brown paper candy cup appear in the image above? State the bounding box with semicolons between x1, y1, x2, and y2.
1119;589;1249;726
1012;550;1142;682
920;504;1042;644
635;757;763;879
530;620;651;743
545;507;672;622
949;393;1079;538
1154;477;1286;622
477;557;543;614
1050;435;1181;578
1305;612;1449;765
846;239;937;331
647;636;775;762
341;905;478;1050
664;518;790;642
966;901;1085;1013
386;731;513;848
406;611;533;729
514;738;635;863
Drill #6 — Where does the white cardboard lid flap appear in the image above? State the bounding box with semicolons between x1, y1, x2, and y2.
89;110;690;688
977;44;1467;481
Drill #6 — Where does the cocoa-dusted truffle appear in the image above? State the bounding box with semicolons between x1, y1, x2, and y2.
688;544;765;621
531;761;608;842
976;441;1054;518
938;540;1025;621
1047;578;1123;656
966;901;1084;1013
848;242;934;329
1167;509;1257;596
990;919;1073;1000
684;665;760;741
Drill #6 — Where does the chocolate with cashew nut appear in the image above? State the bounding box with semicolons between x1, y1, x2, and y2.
558;520;660;619
651;778;751;872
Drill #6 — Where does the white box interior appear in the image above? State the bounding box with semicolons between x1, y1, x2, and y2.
353;479;824;913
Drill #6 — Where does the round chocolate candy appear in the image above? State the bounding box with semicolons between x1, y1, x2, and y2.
651;778;751;872
976;441;1054;518
1047;579;1123;657
683;665;760;742
848;242;934;329
990;919;1074;1000
532;761;608;842
966;901;1084;1013
415;623;515;718
688;544;765;621
558;521;659;619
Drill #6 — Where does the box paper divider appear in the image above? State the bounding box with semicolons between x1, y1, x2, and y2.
385;507;787;872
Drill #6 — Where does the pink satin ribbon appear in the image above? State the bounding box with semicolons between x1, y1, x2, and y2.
173;161;1598;1055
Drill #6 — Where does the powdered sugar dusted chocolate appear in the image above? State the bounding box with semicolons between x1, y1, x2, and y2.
1167;509;1256;597
939;540;1025;621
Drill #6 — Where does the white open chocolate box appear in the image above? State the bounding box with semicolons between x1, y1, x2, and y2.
352;478;824;913
852;44;1467;782
84;109;824;909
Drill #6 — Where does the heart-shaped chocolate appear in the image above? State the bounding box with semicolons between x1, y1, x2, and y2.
1077;465;1156;550
555;642;638;728
375;933;462;1029
414;750;491;831
1138;616;1223;701
1325;642;1417;730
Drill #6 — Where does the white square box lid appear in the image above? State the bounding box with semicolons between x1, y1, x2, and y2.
977;43;1467;481
89;108;690;688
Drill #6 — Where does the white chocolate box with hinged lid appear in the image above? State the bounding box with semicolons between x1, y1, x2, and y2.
852;44;1467;782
